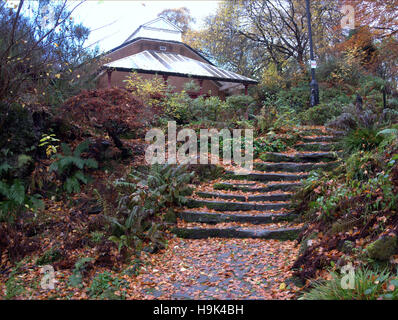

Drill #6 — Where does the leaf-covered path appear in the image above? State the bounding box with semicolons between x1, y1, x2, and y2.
126;238;300;299
125;126;339;300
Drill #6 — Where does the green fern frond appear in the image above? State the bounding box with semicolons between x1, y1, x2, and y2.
8;180;25;205
377;128;398;136
0;163;12;176
84;158;98;169
64;177;80;193
73;140;90;158
60;143;72;156
74;171;88;184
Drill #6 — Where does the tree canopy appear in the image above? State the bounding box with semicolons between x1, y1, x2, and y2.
0;0;99;104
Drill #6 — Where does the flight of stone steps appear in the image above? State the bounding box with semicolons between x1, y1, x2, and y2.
172;127;341;241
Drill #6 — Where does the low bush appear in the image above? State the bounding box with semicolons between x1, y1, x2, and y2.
87;271;125;300
340;128;383;154
298;103;343;126
103;164;194;257
49;140;98;193
0;162;44;224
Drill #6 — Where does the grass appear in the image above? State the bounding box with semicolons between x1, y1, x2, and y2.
301;267;396;300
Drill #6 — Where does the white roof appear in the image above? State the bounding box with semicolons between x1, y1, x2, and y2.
124;17;182;43
104;50;258;84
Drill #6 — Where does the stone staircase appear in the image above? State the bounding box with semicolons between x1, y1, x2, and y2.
172;127;340;241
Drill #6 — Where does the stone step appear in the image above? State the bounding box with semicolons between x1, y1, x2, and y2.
172;226;302;240
298;128;330;136
186;199;290;211
196;191;292;202
253;162;338;173
177;211;297;224
229;182;257;187
302;136;336;143
325;128;345;136
213;182;303;193
260;152;338;163
294;143;335;152
224;171;309;182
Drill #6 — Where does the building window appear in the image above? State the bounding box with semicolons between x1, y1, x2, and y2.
159;46;167;51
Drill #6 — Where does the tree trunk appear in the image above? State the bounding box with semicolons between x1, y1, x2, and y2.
105;126;131;159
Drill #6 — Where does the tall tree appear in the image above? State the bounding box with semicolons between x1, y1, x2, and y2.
0;0;98;103
345;0;398;39
157;7;195;34
185;3;266;77
186;0;341;77
337;1;398;84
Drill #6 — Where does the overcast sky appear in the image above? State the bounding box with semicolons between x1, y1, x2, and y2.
72;0;221;52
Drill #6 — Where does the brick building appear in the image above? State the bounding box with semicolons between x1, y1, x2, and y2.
96;18;257;99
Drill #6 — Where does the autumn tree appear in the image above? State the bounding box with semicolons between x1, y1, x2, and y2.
344;0;398;39
0;0;99;104
157;7;195;34
62;86;164;158
343;0;398;84
185;3;266;77
187;0;341;79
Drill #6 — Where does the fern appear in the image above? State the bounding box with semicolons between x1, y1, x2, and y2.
377;126;398;151
377;128;398;137
0;179;43;223
50;140;98;194
104;164;194;256
0;163;12;175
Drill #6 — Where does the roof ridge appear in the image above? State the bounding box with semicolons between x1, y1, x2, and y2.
124;17;182;43
141;17;183;32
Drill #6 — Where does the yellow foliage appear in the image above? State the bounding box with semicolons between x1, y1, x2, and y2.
124;71;167;106
261;63;285;88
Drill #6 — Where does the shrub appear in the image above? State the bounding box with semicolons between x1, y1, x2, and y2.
254;105;278;134
195;96;226;122
163;90;192;124
0;103;38;158
0;162;44;224
36;248;63;266
341;128;383;154
225;94;255;119
63;88;151;142
68;257;94;288
124;71;166;106
274;82;310;112
163;93;231;124
49;140;98;193
87;271;125;299
105;164;194;256
298;103;343;125
319;52;363;87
